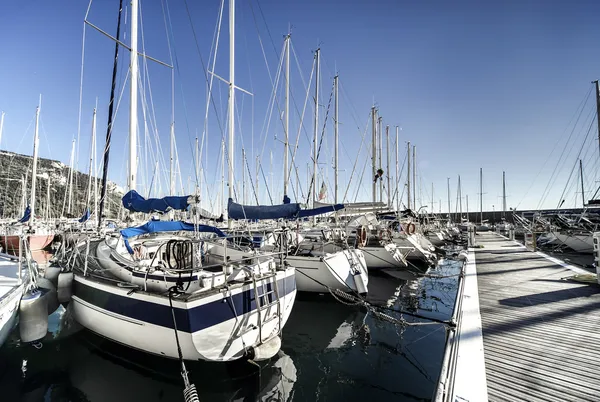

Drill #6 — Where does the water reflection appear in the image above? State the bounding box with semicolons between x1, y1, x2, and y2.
0;328;298;402
0;256;464;402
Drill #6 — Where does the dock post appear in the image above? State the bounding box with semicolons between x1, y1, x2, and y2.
468;225;475;247
508;226;514;241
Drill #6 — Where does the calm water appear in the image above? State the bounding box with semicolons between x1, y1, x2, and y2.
0;257;463;402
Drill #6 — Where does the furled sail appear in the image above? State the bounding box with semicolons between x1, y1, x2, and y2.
228;198;300;220
78;208;91;223
228;198;343;220
120;220;226;254
122;190;195;214
18;205;31;223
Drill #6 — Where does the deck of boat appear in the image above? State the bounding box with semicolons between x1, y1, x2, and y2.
451;231;600;402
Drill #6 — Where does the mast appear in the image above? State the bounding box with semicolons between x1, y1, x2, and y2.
20;175;26;217
46;176;51;220
312;48;320;216
98;0;124;227
169;119;175;196
502;171;506;218
594;80;600;158
406;141;411;210
221;139;225;217
334;74;339;204
128;0;139;192
0;111;4;149
431;183;434;217
67;139;75;215
395;126;399;212
458;175;462;219
378;116;383;202
447;177;451;223
30;95;41;226
386;125;390;208
580;159;585;207
283;34;290;200
466;194;469;222
86;108;97;209
242;149;246;204
227;0;235;228
412;145;416;209
480;167;483;223
371;107;377;203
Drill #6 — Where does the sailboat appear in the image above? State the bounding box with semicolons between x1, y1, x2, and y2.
56;0;296;362
0;99;55;253
226;47;369;296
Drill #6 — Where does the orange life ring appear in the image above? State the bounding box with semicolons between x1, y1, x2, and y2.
406;223;416;235
358;226;368;248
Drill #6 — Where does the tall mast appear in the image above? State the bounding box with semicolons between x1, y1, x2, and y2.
502;171;506;218
283;34;290;200
169;116;175;196
312;48;320;214
371;107;377;203
412;145;416;209
98;0;124;227
227;0;235;228
447;177;451;223
594;80;600;158
86;108;97;209
386;125;390;208
67;139;75;215
0;111;4;149
580;159;585;207
242;149;246;204
30;95;41;226
466;194;469;222
431;183;434;217
406;141;411;210
480;167;483;223
20;175;26;217
458;175;462;218
46;176;51;220
334;74;339;204
395;126;399;212
128;0;139;192
378;116;383;202
221;139;225;217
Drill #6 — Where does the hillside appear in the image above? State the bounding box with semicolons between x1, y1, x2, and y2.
0;150;124;220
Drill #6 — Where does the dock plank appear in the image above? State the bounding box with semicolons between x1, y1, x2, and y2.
474;232;600;402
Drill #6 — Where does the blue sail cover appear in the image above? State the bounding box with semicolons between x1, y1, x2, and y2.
297;203;345;218
228;198;301;220
18;205;31;223
120;220;226;254
122;190;190;214
79;208;91;223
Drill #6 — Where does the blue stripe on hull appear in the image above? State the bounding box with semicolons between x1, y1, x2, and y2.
74;273;296;334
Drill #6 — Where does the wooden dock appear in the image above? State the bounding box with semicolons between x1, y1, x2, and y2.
450;232;600;402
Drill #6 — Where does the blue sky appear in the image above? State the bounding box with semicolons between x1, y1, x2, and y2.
1;0;600;215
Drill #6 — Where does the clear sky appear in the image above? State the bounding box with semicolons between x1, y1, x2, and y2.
1;0;600;215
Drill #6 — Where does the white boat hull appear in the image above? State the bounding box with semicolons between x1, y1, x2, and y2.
0;285;22;347
553;232;594;253
71;270;296;362
360;243;407;269
289;250;368;294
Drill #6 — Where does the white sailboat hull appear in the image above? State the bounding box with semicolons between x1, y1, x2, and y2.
553;232;594;253
71;270;296;362
360;244;407;269
0;285;22;347
289;250;368;294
